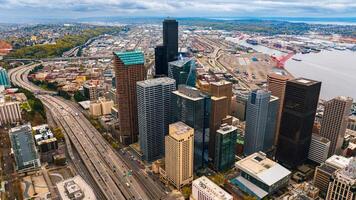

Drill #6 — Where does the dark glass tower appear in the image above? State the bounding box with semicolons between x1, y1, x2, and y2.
163;19;178;62
276;78;321;168
154;45;168;76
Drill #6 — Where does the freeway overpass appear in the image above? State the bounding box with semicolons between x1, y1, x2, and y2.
4;56;113;62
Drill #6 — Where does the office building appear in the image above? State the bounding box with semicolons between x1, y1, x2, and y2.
191;176;233;200
172;85;210;169
0;67;10;88
155;45;168;76
267;72;290;145
214;124;237;171
326;157;356;200
137;77;176;161
89;101;102;117
0;100;22;125
244;90;278;155
234;92;248;121
209;81;233;161
83;82;98;101
165;122;194;190
313;155;351;196
320;96;353;156
168;57;196;87
276;78;321;168
9;124;41;172
114;51;146;144
233;152;291;199
308;133;330;164
163;19;178;62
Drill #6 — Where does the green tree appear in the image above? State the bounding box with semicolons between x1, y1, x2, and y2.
73;91;88;102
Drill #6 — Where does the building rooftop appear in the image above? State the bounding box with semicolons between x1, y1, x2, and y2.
56;175;96;200
193;176;232;200
169;121;193;140
114;51;144;65
168;57;193;68
217;124;237;135
326;155;351;169
210;80;232;86
173;85;206;101
137;77;175;87
312;133;330;144
289;77;320;86
235;152;291;186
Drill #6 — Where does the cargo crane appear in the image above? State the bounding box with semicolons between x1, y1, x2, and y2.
271;52;295;68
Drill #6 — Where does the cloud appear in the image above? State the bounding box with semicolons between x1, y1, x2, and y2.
0;0;356;19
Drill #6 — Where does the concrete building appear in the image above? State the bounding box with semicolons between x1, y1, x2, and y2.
56;175;96;200
165;122;194;190
0;67;10;88
313;155;351;196
233;152;291;199
83;82;98;101
276;78;321;168
33;124;58;153
326;157;356;200
114;51;146;144
168;57;196;88
244;90;278;156
233;92;248;121
191;176;233;200
267;72;290;146
320;96;353;156
99;98;114;115
137;77;176;161
172;85;210;169
308;133;330;164
214;124;237;171
9;124;41;172
89;101;102;117
0;100;22;126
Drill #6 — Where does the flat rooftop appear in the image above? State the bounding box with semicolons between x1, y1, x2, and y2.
235;152;291;186
217;125;237;135
193;176;232;200
137;77;175;87
326;155;351;169
289;77;320;86
170;122;193;136
312;133;330;144
168;57;192;67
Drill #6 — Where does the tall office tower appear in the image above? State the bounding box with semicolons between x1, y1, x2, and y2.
0;67;10;88
244;90;279;156
214;124;237;171
137;77;176;161
165;122;194;190
308;133;330;164
172;85;210;169
191;176;233;200
208;81;233;160
320;96;353;156
114;51;146;144
313;155;351;196
168;57;196;88
267;72;290;146
154;45;168;76
163;19;178;62
9;124;41;172
326;157;356;200
276;78;321;168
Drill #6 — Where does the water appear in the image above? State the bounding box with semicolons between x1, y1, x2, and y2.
285;50;356;100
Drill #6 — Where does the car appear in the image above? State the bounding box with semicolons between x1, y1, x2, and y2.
75;112;79;116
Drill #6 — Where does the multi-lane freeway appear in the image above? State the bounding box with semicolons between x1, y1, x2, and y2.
9;63;167;200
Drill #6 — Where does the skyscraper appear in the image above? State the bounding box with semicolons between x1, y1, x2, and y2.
114;51;146;144
276;78;321;168
0;67;10;88
267;72;290;146
137;77;176;161
172;85;210;169
168;57;196;88
154;45;168;76
320;96;353;156
244;90;279;156
165;122;194;190
163;19;178;62
214;124;237;171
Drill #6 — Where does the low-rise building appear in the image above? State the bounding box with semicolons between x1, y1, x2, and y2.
191;176;233;200
308;133;330;164
0;98;22;126
56;175;96;200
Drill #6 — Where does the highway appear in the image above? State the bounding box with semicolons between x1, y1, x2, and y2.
8;64;166;200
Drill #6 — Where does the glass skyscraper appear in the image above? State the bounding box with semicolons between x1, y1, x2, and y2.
214;124;237;171
168;57;196;88
0;67;10;88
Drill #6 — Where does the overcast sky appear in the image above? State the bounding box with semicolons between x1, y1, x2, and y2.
1;0;356;23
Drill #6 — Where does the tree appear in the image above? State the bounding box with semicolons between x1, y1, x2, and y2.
74;91;88;102
58;90;71;100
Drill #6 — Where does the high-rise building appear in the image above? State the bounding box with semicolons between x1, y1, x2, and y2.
191;176;233;200
137;77;176;161
163;19;178;62
83;82;98;101
114;51;146;144
0;100;22;126
320;96;353;156
276;78;321;168
168;57;196;88
0;67;10;88
165;122;194;190
326;157;356;200
172;85;210;169
214;124;237;171
208;81;233;161
244;90;278;156
308;133;330;164
9;124;41;172
154;45;168;76
313;155;351;196
267;72;290;146
233;92;249;121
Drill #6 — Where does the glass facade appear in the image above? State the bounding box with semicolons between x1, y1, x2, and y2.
214;126;237;171
168;58;196;88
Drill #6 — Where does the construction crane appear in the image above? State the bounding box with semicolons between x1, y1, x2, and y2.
271;52;295;68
